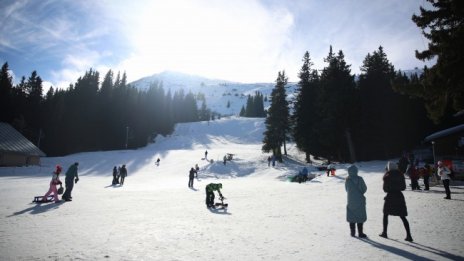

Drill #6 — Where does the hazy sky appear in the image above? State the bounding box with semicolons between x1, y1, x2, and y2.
0;0;433;88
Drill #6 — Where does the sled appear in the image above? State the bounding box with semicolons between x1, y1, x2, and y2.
213;197;228;209
32;195;55;203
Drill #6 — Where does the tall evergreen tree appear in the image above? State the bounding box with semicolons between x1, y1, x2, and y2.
316;47;357;162
262;71;290;161
0;62;14;122
292;51;319;162
408;0;464;123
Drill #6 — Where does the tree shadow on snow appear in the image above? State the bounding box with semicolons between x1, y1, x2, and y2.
389;238;464;261
7;202;63;217
358;238;435;261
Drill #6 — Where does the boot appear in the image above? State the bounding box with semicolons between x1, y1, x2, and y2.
357;223;367;238
350;223;355;237
379;232;388;238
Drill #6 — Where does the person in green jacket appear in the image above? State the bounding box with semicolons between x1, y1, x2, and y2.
205;183;223;208
345;164;367;238
62;162;79;201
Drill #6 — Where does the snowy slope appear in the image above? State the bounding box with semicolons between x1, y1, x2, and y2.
1;117;463;261
130;71;298;116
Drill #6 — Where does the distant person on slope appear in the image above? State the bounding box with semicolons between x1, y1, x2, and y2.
379;162;413;242
188;167;196;188
205;183;224;208
62;162;79;202
112;166;119;185
42;165;63;203
204;150;208;160
195;164;200;178
120;165;128;185
345;165;367;238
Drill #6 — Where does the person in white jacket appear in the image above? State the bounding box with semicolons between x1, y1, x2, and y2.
437;161;452;199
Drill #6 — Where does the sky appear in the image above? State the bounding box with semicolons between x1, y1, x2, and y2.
0;0;434;89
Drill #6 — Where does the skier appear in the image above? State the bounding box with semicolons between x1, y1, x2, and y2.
379;161;413;242
205;183;224;208
267;156;271;167
156;158;160;166
205;150;208;160
112;166;119;185
42;165;63;203
188;167;196;188
62;162;79;201
120;165;127;185
345;165;367;238
223;155;227;165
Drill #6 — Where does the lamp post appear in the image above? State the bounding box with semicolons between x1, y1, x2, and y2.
125;126;129;149
431;140;436;165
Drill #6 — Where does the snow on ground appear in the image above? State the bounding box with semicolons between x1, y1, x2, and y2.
1;117;463;261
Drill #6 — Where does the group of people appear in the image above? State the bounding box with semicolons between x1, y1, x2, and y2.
345;162;412;241
112;165;128;185
345;157;455;242
42;162;79;203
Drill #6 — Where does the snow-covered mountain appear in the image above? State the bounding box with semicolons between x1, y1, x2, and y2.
130;71;298;116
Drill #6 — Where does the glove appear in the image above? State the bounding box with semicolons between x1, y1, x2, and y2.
75;178;79;184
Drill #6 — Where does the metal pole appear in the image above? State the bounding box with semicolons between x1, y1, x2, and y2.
125;126;129;149
431;141;436;165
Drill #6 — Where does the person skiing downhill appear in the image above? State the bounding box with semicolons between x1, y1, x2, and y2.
205;183;224;208
42;165;63;203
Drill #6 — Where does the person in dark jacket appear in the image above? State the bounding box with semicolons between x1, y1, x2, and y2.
62;162;79;201
188;167;196;188
205;183;223;208
398;154;409;174
112;166;119;185
119;165;127;185
379;161;413;242
345;165;367;238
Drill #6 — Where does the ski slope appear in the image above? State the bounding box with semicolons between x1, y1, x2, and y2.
0;117;463;260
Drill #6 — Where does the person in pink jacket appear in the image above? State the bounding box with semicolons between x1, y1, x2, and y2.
42;165;63;203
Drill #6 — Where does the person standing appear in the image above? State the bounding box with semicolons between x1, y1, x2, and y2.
188;167;196;188
120;165;127;185
345;165;367;238
195;164;200;178
437;161;452;199
62;162;79;201
267;156;271;167
205;150;208;160
379;162;413;242
223;155;227;165
112;166;119;185
423;163;432;191
42;165;63;203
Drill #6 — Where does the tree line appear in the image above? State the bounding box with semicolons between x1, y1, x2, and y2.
263;0;463;163
0;66;203;156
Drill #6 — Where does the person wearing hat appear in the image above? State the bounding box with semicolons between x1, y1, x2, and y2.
62;162;79;201
205;183;223;208
379;161;413;242
345;164;367;238
42;165;63;203
437;161;452;199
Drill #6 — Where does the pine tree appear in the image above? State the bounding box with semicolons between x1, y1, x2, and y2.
292;51;319;162
316;47;357;162
0;63;14;122
408;0;464;123
262;71;290;161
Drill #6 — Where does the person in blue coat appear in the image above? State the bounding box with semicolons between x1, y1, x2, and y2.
345;164;367;238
